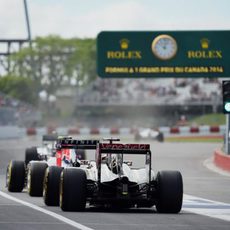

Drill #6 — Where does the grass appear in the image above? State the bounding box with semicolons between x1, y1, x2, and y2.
189;113;225;126
166;135;224;143
166;113;226;142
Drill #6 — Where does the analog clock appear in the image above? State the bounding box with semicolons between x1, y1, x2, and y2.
151;34;177;60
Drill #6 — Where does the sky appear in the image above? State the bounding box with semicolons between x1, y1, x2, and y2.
0;0;230;39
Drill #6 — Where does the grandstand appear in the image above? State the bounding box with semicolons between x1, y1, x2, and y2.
74;78;223;127
0;92;41;127
75;78;221;106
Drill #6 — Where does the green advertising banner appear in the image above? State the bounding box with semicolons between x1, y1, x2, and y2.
97;31;230;78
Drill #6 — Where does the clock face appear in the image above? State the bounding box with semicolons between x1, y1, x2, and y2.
151;35;177;60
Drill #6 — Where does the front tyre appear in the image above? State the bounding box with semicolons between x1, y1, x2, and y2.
43;166;63;206
27;162;48;197
156;170;183;213
60;168;86;211
6;161;25;192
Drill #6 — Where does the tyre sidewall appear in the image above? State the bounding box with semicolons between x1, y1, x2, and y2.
27;162;48;196
156;170;183;213
60;168;86;211
7;160;25;192
43;166;63;206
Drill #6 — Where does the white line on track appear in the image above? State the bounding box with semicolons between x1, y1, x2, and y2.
183;194;230;222
1;190;230;227
0;191;94;230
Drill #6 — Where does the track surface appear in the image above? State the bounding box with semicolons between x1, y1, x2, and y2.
0;137;230;230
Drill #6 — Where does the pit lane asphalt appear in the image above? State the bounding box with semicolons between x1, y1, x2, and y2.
0;137;230;230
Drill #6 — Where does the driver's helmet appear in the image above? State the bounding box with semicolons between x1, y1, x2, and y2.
110;155;121;174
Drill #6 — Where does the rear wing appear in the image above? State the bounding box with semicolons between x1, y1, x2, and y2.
97;143;152;184
56;139;99;150
99;143;150;154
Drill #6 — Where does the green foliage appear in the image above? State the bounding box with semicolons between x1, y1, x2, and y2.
9;35;97;96
0;75;38;105
67;38;96;86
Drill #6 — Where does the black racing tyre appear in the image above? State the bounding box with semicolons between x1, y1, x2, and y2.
6;161;25;192
43;166;63;206
60;168;86;211
25;147;39;165
27;162;48;197
156;170;183;213
157;133;164;142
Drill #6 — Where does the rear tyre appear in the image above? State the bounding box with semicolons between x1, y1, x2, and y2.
27;162;48;197
25;147;39;165
157;133;164;142
6;161;25;192
60;168;86;211
156;170;183;213
43;166;63;206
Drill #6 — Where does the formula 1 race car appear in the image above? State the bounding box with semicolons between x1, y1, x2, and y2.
6;135;87;197
43;139;99;206
6;134;58;196
134;128;164;142
25;134;58;165
58;138;183;213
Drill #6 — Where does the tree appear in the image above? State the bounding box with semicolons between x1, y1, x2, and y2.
0;75;38;105
9;36;97;97
67;38;97;86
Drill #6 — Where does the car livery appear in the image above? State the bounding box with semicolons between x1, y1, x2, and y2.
43;138;99;206
58;138;183;213
6;134;58;196
134;128;164;142
6;135;87;197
